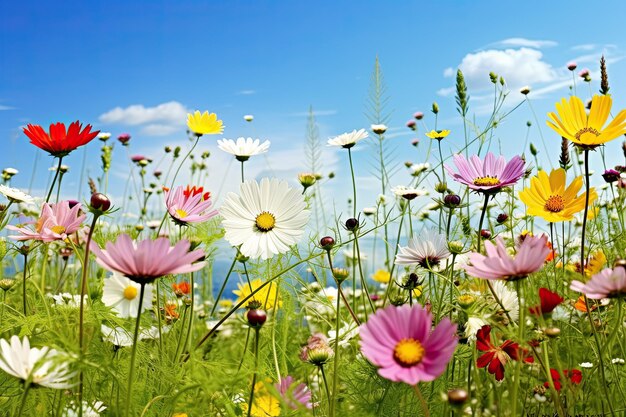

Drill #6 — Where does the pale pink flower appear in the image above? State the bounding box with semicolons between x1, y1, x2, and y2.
446;152;525;193
571;268;626;299
165;185;217;225
8;201;85;242
275;376;312;410
463;235;550;281
90;234;206;284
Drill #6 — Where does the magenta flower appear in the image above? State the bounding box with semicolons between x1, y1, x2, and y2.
463;235;550;281
571;267;626;299
275;376;312;410
8;201;85;242
445;152;525;193
359;304;457;385
90;234;206;283
165;185;217;225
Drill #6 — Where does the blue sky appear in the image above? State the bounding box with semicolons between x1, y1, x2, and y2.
2;1;626;213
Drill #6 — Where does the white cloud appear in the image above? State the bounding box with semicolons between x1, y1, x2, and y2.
0;105;14;110
437;86;455;97
99;101;189;136
456;47;557;91
236;90;256;95
571;44;596;51
443;67;454;77
496;38;557;49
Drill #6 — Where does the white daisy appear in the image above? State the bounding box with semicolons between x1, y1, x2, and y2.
0;335;75;389
579;362;593;368
362;207;377;216
217;137;270;160
491;281;519;322
328;322;359;348
101;325;133;347
395;229;451;268
102;272;154;318
49;293;86;308
243;114;254;122
62;401;107;417
391;185;428;200
0;185;34;204
371;124;388;134
220;178;310;260
327;129;368;148
3;168;18;176
97;132;111;141
410;163;430;176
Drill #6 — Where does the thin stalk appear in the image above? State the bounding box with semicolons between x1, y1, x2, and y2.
477;193;490;252
347;147;357;218
319;365;332;417
170;136;200;189
45;157;63;203
16;381;31;416
413;384;430;417
210;253;237;317
183;273;195;354
326;252;360;325
246;328;260;417
124;283;147;417
78;214;100;412
353;234;375;315
331;280;341;416
22;252;28;315
155;282;164;354
240;160;245;183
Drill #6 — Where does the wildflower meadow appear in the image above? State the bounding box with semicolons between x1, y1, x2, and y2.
3;4;626;417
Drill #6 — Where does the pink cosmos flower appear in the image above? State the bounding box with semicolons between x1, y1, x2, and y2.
275;376;313;410
165;185;218;225
463;235;550;281
571;267;626;299
8;201;85;242
359;304;457;385
445;152;525;193
90;234;206;284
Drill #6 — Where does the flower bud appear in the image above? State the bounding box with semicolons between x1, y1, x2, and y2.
443;194;461;207
411;139;419;147
117;133;131;145
457;294;475;309
0;279;16;291
298;173;317;189
90;193;111;212
530;143;538;156
371;124;387;134
413;111;424;120
332;268;350;283
567;61;577;71
520;86;530;95
243;114;254;122
319;236;335;250
544;327;561;338
447;388;469;405
496;213;508;224
406;120;416;130
435;182;448;194
489;72;498;84
448;241;465;255
345;218;359;231
613;259;626;270
164;146;172;153
246;308;267;328
602;169;621;183
431;102;439;114
480;229;491;239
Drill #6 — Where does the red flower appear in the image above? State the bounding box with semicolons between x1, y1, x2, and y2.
544;368;582;391
23;121;99;157
529;288;564;316
476;325;520;381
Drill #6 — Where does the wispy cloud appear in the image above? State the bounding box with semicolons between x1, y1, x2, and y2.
236;89;256;95
99;101;189;136
0;104;15;110
492;38;558;49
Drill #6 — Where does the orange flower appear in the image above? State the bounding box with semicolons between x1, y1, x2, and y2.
545;241;556;262
23;121;99;157
172;281;191;297
164;301;179;320
574;296;598;313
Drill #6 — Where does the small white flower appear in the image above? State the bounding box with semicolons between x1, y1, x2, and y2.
0;335;75;389
217;137;270;159
102;272;154;318
464;316;489;342
0;185;34;204
579;361;593;368
101;325;133;347
377;194;388;205
371;124;388;134
62;401;107;417
49;293;86;308
220;178;310;260
3;167;18;175
520;86;531;95
612;358;625;365
490;281;519;322
410;162;430;176
243;114;254;122
391;185;428;200
328;322;359;348
97;132;111;140
145;220;161;229
362;207;377;216
395;229;450;268
327;129;368;148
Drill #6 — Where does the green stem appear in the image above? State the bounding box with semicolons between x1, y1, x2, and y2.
45;157;63;203
210;254;238;317
124;283;146;417
347;147;357;218
22;252;28;316
183;273;195;354
16;382;31;416
477;193;490;252
246;328;260;417
331;280;341;416
320;365;332;417
170;137;199;189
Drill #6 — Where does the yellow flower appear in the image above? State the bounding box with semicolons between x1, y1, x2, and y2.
586;205;600;221
412;285;423;298
547;95;626;147
565;250;606;278
241;382;281;417
372;269;391;283
233;279;282;310
519;168;596;222
425;129;450;140
186;111;224;135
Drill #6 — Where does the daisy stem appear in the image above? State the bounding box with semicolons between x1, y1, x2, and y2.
353;234;375;315
246;327;260;417
407;200;413;238
22;251;28;316
170;137;199;189
331;280;341;416
326;251;360;325
78;213;100;414
445;207;453;240
240;160;245;183
16;381;31;417
319;364;332;417
477;193;490;253
183;272;195;354
382;204;406;308
45;157;63;203
413;384;430;417
347;148;357;218
0;291;6;326
55;171;65;203
125;282;146;417
174;304;188;362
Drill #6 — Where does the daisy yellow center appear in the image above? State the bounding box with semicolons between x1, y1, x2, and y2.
255;211;276;232
123;286;138;300
175;209;188;219
50;225;66;234
473;176;500;187
575;127;600;142
544;195;565;212
393;338;425;367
